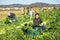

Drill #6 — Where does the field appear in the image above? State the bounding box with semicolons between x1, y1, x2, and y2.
0;10;25;20
0;10;60;40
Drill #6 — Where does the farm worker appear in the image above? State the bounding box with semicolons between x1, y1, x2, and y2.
7;13;18;23
33;13;46;33
24;7;27;15
29;8;35;19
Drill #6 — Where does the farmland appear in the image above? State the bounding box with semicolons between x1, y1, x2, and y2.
0;10;25;20
0;9;60;40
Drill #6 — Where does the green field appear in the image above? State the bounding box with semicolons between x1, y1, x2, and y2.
0;10;60;40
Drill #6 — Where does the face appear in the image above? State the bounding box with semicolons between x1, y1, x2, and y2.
35;15;39;19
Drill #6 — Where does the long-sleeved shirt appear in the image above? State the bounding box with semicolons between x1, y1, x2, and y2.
33;18;42;27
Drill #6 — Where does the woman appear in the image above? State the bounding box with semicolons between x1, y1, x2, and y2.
33;13;46;33
8;13;18;23
5;12;18;24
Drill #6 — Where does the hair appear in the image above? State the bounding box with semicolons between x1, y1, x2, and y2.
35;13;39;16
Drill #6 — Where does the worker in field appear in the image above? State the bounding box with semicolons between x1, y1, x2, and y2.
22;13;46;36
5;13;18;24
29;8;36;19
33;13;46;33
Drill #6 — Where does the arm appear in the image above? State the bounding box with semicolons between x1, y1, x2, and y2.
39;18;42;26
40;18;42;24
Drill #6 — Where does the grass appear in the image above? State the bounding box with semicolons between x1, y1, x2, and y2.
0;10;60;40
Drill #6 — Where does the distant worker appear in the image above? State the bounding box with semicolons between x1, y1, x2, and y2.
5;13;18;24
29;8;35;19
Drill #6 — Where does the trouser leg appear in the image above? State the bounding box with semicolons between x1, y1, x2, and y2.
30;13;32;19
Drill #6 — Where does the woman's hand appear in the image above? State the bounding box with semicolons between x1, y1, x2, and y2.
39;24;42;26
